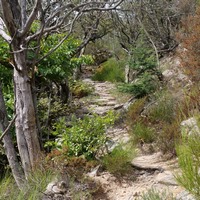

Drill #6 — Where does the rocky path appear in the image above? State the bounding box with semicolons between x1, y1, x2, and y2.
81;78;194;200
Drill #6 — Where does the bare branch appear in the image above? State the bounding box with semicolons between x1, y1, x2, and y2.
0;114;17;142
36;12;81;64
83;0;124;12
26;1;124;43
0;18;11;43
0;0;18;37
19;0;41;37
44;3;76;27
137;17;160;69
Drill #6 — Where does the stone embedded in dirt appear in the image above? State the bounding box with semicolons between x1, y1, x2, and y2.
162;69;175;81
87;165;101;177
155;171;178;186
90;106;111;115
131;152;165;172
114;104;124;110
43;180;70;200
45;181;68;194
91;100;117;107
176;190;195;200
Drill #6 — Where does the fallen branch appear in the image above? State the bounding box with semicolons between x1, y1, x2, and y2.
0;114;17;142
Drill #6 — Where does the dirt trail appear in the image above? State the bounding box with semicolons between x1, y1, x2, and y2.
82;78;194;200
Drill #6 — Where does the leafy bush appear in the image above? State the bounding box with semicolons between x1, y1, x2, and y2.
92;58;125;82
131;122;155;143
118;72;159;98
118;42;161;98
129;44;157;75
38;97;71;144
176;127;200;199
102;144;135;175
46;111;116;159
39;34;93;82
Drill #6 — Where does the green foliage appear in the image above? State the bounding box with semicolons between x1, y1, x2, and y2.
118;42;161;98
38;34;93;82
0;38;12;85
102;144;135;175
37;97;71;144
118;72;159;98
46;111;116;159
92;58;125;82
129;44;157;74
140;188;175;200
176;129;200;199
0;39;9;62
2;85;14;119
131;122;155;143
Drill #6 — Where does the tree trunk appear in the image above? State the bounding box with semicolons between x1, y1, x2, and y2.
13;51;41;177
0;83;25;189
73;47;85;80
60;79;70;103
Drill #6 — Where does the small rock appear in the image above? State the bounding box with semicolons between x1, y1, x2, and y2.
162;69;174;80
114;104;123;110
87;165;101;177
45;180;68;195
131;152;164;172
176;190;195;200
156;171;178;186
181;117;200;136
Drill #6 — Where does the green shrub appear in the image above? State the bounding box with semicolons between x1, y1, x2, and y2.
176;128;200;199
118;72;159;98
46;111;116;160
118;42;161;98
129;44;157;74
38;97;71;146
102;144;135;175
131;122;155;143
92;58;125;82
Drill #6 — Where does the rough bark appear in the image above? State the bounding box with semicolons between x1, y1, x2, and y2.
0;83;25;189
14;66;41;177
60;79;70;103
12;43;41;176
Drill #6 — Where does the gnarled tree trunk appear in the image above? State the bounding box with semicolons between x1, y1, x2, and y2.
13;44;41;177
14;65;41;177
